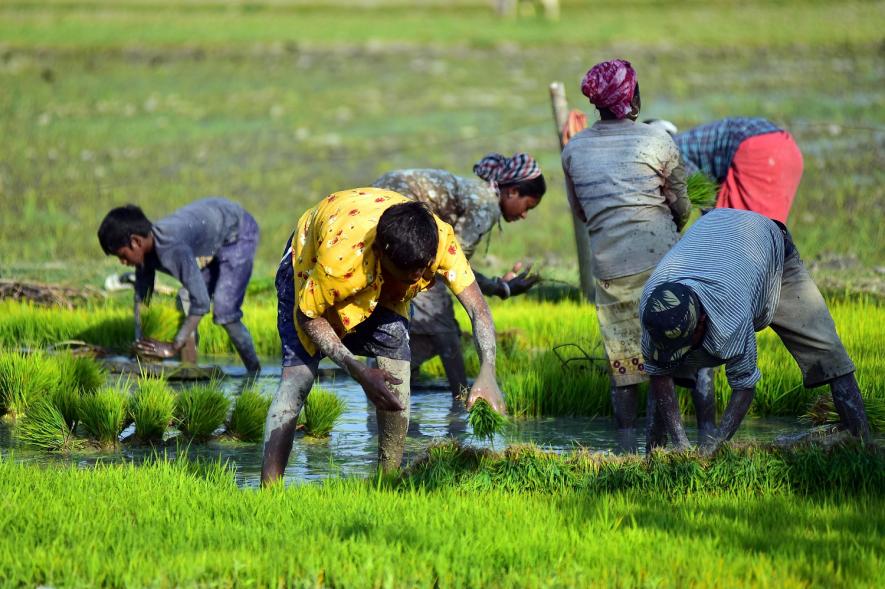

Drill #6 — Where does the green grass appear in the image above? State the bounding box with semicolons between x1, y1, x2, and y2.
78;384;128;447
0;449;882;588
299;386;345;438
802;393;885;433
175;381;230;441
227;387;271;443
128;375;175;443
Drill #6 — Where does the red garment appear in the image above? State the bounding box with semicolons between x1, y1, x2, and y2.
580;59;636;120
561;109;588;145
717;131;803;223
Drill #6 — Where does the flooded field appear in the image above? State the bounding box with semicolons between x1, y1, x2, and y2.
0;356;815;487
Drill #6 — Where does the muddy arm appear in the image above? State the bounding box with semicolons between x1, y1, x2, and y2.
454;281;506;414
648;375;690;450
297;310;403;411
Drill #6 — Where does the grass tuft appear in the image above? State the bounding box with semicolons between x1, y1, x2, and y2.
78;385;128;447
227;387;271;443
175;382;230;442
16;399;80;452
468;397;508;441
299;387;345;438
129;376;176;443
0;351;60;419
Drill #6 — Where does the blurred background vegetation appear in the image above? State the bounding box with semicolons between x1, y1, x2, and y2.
1;0;882;294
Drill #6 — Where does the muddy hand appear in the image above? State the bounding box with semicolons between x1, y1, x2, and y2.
466;364;507;415
133;338;177;359
358;366;405;412
505;267;540;297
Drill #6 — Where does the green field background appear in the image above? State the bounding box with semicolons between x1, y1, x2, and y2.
1;0;883;293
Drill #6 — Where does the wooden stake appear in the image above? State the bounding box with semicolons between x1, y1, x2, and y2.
549;82;595;302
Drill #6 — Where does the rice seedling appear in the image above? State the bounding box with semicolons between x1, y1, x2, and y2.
15;399;81;452
299;387;345;438
0;350;60;419
175;382;230;441
467;397;508;441
686;171;719;208
227;387;271;443
78;385;128;447
54;353;106;395
50;353;107;429
801;393;884;432
129;376;175;443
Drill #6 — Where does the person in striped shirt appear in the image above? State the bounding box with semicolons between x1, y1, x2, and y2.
639;208;870;451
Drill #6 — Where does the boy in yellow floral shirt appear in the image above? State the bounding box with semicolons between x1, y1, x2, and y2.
261;188;505;484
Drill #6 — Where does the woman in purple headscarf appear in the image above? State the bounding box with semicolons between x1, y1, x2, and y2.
372;153;546;397
561;59;713;452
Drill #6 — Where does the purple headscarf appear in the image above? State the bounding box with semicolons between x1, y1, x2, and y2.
580;59;637;120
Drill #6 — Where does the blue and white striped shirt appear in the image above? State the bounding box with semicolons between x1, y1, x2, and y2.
640;209;785;390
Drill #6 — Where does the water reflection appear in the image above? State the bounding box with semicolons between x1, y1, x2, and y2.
0;359;812;488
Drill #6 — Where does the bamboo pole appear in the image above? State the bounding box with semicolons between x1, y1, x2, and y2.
549;81;595;302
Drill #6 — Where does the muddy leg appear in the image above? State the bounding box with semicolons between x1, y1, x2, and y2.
223;320;261;374
375;357;411;472
261;364;316;485
692;367;717;446
645;390;668;451
714;387;755;446
648;376;690;451
829;373;871;441
611;384;638;453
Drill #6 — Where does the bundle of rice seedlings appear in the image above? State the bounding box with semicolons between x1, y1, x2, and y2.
298;387;345;438
55;353;106;395
16;399;81;452
686;171;719;209
50;354;106;429
801;393;884;432
227;388;271;443
0;351;60;419
78;386;128;447
468;398;509;441
129;376;175;443
175;382;229;441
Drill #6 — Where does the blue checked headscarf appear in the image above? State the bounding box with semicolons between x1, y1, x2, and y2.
473;152;542;188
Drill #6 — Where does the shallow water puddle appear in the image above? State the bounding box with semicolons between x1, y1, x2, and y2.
0;357;811;488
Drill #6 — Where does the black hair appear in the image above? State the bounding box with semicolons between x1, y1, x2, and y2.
499;174;547;199
97;204;153;255
376;202;439;271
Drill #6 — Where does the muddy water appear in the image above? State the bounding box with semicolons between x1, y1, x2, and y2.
0;359;811;488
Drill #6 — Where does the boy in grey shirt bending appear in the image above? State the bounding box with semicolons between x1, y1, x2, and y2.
98;197;261;373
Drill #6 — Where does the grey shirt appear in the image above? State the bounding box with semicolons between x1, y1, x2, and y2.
640;209;785;390
135;197;244;316
562;119;691;280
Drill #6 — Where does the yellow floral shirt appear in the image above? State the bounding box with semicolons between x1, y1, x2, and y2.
291;188;475;355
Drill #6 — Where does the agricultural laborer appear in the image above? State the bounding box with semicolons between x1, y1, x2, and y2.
561;59;714;452
647;117;803;223
261;188;504;484
640;208;871;451
97;198;261;373
372;153;546;396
